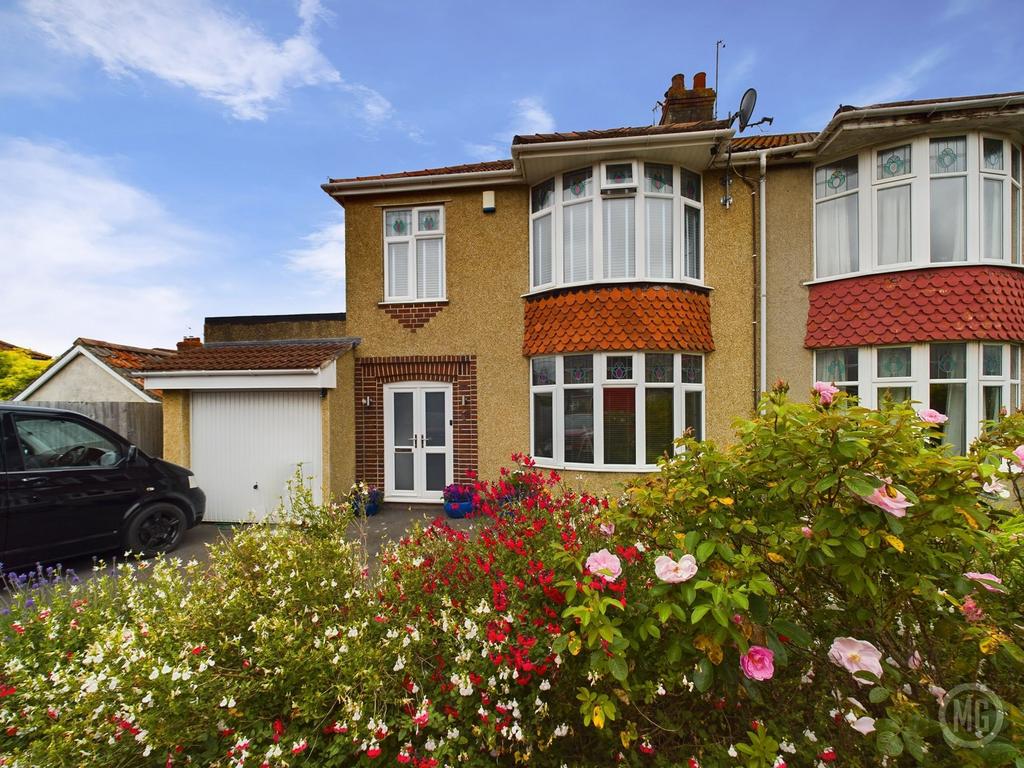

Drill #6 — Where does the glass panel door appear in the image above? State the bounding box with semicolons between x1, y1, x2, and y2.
392;391;415;491
384;384;452;501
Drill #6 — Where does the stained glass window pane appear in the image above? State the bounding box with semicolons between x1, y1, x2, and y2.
984;138;1004;171
603;388;636;465
929;137;967;175
564;390;594;463
532;179;554;212
531;357;556;386
417;209;441;232
681;170;702;202
385;210;412;237
680;354;703;384
645;389;674;464
815;157;858;199
644;163;673;194
563;168;593;201
877;145;911;179
606;356;633;380
816;348;858;383
605;163;633;186
645;353;673;383
929;343;967;379
983;345;1003;377
533;392;553;459
564;355;593;384
877;347;912;378
685;391;703;441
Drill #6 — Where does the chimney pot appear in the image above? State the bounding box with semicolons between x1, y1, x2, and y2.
693;71;707;90
672;73;685;90
659;70;717;126
177;336;201;351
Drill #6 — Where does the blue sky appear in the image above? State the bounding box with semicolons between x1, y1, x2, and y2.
2;0;1022;355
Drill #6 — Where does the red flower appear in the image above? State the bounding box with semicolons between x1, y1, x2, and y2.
818;747;838;762
272;719;285;743
0;686;15;698
366;745;381;758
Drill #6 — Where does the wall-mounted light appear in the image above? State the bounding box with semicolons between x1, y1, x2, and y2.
362;395;373;407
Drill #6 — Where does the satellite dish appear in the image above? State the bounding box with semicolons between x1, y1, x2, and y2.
737;87;757;132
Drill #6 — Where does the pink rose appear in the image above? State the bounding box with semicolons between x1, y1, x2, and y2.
828;637;884;681
918;408;948;425
961;595;985;622
964;572;1006;593
654;554;698;584
908;650;922;670
849;716;876;735
801;526;814;539
860;483;913;518
813;381;840;405
585;549;622;581
1014;445;1024;467
599;522;615;536
740;645;775;681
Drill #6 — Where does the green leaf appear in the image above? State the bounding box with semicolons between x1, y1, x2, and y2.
876;731;904;757
690;604;711;624
844;539;867;558
608;657;628;682
696;541;716;562
771;619;811;648
693;658;714;692
868;686;890;704
844;474;879;497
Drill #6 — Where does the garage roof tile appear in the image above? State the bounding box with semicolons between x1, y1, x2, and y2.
138;338;358;372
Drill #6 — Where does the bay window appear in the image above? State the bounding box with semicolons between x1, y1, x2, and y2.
384;206;445;301
530;351;704;469
529;162;703;291
814;342;1022;452
813;133;1024;279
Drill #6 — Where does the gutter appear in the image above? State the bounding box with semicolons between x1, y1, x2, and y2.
323;168;523;197
510;128;735;157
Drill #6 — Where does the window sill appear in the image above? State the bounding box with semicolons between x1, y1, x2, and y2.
522;277;712;299
378;299;450;306
533;459;662;474
804;261;1024;286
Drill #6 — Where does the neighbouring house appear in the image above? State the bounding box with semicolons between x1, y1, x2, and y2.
15;338;176;456
141;72;1024;519
0;340;50;360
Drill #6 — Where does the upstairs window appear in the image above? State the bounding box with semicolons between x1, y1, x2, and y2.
815;157;859;277
384;206;445;301
930;137;968;263
529;162;703;290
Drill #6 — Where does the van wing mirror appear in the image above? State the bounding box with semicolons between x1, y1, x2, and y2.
126;445;138;464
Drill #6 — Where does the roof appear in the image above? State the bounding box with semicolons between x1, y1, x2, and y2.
729;132;818;152
805;266;1024;349
0;340;50;360
205;311;346;326
836;90;1024;115
523;284;714;357
73;338;176;396
328;160;514;185
138;339;358;372
513;119;729;145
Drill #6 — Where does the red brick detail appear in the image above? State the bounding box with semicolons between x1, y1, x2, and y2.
380;302;447;332
523;284;714;356
805;266;1024;349
354;356;477;489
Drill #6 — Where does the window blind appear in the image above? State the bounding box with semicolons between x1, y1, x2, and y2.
684;205;701;279
603;197;635;278
646;197;673;278
388;242;409;298
416;238;443;299
563;202;592;282
532;213;553;286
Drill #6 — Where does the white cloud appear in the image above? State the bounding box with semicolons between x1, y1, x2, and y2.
846;47;949;107
465;96;555;159
0;137;203;354
286;218;346;295
21;0;391;123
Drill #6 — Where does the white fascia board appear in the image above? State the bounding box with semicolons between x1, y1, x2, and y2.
324;168;522;197
141;361;337;391
14;345;156;403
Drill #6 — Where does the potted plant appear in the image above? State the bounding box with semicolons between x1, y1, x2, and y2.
349;482;382;517
442;484;474;518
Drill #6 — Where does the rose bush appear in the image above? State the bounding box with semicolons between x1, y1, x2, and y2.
0;388;1022;767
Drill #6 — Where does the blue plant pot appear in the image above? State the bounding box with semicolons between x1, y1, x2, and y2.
444;500;473;519
355;500;380;516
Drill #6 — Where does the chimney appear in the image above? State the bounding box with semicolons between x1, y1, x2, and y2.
177;336;202;351
659;72;716;126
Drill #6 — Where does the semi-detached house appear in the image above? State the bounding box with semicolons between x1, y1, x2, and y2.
141;73;1024;521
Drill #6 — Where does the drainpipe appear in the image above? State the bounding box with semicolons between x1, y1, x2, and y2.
758;151;768;397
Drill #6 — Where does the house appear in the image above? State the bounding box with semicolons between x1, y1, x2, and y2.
0;340;50;360
15;338;176;456
142;72;1024;518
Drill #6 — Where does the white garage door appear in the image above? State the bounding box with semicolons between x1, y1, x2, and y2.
190;391;322;522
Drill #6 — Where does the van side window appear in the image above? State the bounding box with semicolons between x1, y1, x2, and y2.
14;416;123;470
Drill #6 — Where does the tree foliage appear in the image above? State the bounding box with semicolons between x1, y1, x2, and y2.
0;348;50;400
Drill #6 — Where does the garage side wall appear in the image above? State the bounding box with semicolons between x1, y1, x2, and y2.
323;353;356;500
162;391;190;468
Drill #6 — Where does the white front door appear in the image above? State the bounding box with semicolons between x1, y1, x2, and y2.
384;383;452;502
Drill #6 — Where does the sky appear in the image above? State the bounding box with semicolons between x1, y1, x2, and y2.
1;0;1023;356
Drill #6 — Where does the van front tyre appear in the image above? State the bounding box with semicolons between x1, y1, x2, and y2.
125;503;186;556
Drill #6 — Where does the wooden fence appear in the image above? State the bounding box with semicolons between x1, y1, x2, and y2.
19;401;163;457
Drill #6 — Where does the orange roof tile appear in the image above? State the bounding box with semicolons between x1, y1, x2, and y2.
328;160;514;184
523;285;713;356
137;339;357;372
729;132;817;151
72;338;175;396
805;266;1024;349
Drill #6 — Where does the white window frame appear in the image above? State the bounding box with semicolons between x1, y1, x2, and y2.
814;341;1022;452
811;132;1024;282
530;179;556;289
601;160;639;192
1012;144;1022;265
529;351;704;471
382;205;447;302
527;161;704;294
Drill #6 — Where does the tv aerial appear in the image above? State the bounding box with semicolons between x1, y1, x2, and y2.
730;87;773;133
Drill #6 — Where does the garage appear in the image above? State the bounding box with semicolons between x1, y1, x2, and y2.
190;390;322;522
137;336;358;523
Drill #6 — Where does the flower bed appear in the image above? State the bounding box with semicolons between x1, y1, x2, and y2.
1;389;1022;766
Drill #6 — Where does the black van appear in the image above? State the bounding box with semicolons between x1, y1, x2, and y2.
0;404;204;569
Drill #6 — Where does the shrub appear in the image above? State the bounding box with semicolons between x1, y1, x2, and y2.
0;392;1021;767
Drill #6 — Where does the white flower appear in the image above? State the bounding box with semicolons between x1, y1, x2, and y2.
393;655;406;672
539;679;551;691
554;723;569;738
727;745;738;757
803;728;818;743
780;741;796;753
